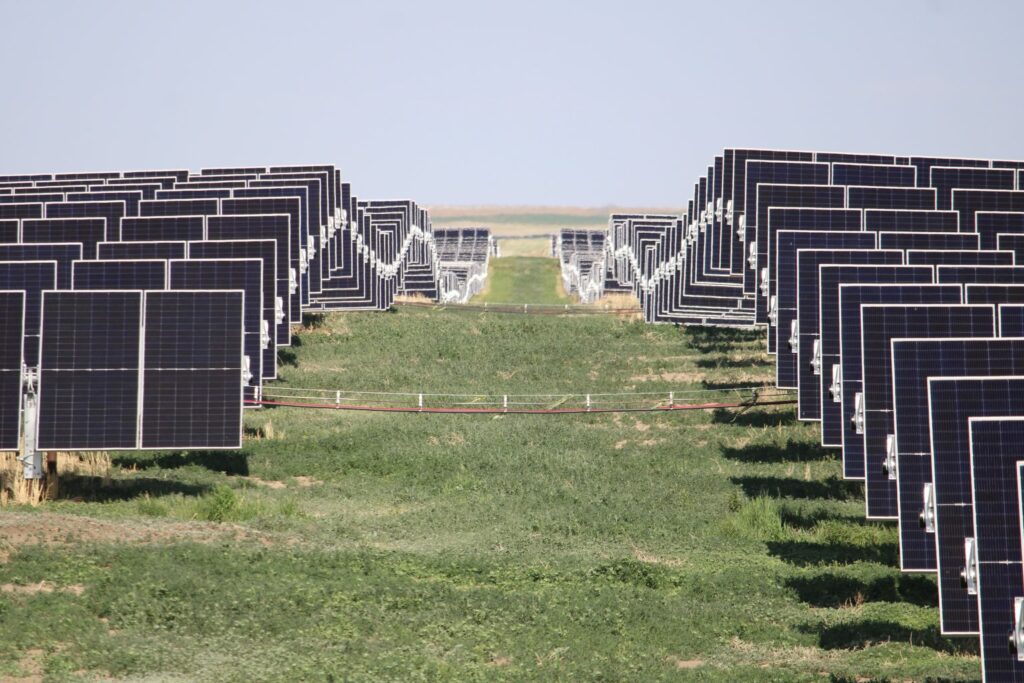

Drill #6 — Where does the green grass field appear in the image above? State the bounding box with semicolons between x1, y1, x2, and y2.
471;257;570;305
0;303;980;680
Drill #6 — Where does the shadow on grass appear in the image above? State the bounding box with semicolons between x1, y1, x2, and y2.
277;348;298;367
800;620;978;655
712;407;797;427
732;475;862;501
777;506;872;530
722;439;832;463
302;313;326;329
766;539;898;567
700;380;766;391
55;474;210;502
695;356;773;369
111;451;249;476
685;327;761;353
786;572;938;608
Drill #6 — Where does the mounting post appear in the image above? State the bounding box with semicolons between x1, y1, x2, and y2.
18;365;42;480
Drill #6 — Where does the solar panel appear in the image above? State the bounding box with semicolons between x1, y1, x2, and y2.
967;423;1024;681
906;250;1015;267
999;234;1024;264
760;207;862;331
227;193;310;302
206;213;295;339
860;305;996;520
0;243;81;289
773;231;877;384
930;167;1016;210
66;190;143;217
847;186;936;211
953;190;1024;237
1001;304;1024;336
0;219;17;243
0;202;43;221
45;200;125;241
139;198;220;219
891;338;1024;573
121;216;205;242
965;284;1024;306
938;265;1024;286
168;260;263;403
929;376;1024;635
186;239;278;380
838;290;963;479
37;291;143;450
863;209;959;232
97;241;187;261
811;266;937;448
795;249;903;416
831;163;915;187
71;260;167;291
0;291;24;450
0;261;57;367
140;290;244;448
36;289;244;451
975;212;1024;249
878;231;980;251
21;217;105;259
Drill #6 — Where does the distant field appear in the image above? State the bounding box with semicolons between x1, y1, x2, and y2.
0;265;978;681
471;257;569;304
430;205;683;237
495;237;551;258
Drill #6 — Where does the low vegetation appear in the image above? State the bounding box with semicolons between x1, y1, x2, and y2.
0;302;979;681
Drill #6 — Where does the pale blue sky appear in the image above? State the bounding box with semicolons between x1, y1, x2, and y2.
1;0;1022;206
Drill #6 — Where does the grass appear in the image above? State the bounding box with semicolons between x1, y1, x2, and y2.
471;257;570;305
0;293;981;680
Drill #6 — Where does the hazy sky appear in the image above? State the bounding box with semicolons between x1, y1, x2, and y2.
2;0;1022;206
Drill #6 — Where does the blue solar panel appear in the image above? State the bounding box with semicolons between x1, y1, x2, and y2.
0;291;23;450
97;241;187;261
878;231;979;251
891;338;1024;572
121;216;205;242
864;209;959;233
71;260;167;291
168;259;263;404
37;291;143;450
906;250;1015;267
22;218;105;259
967;418;1024;682
795;249;903;417
0;261;57;367
975;211;1024;249
860;305;995;520
140;290;244;448
773;231;878;386
929;377;1023;635
0;243;81;289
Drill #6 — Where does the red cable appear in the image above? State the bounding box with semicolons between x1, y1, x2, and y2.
244;398;796;414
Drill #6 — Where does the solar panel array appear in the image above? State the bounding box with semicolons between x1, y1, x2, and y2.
553;149;1024;680
0;164;481;479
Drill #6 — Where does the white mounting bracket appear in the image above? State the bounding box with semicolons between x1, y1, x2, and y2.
288;268;298;294
883;434;898;480
960;537;978;595
810;339;822;375
736;214;745;240
1011;597;1024;660
789;319;799;353
747;243;757;271
18;365;42;480
852;392;865;435
260;320;270;350
242;356;252;386
920;483;936;532
275;297;285;324
759;268;769;297
829;364;842;403
768;296;778;326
